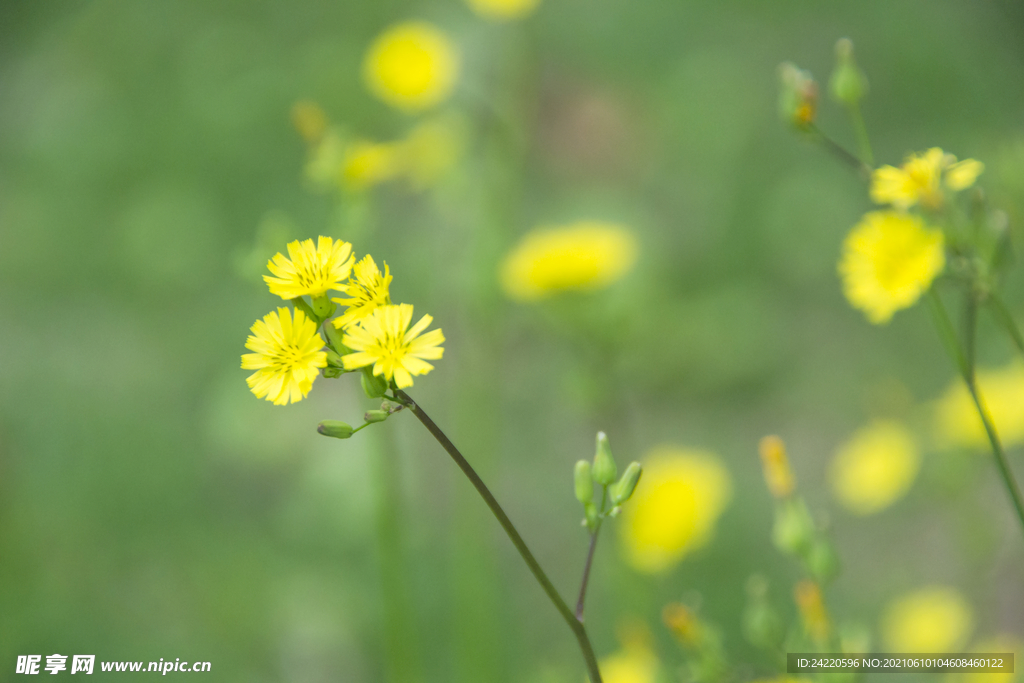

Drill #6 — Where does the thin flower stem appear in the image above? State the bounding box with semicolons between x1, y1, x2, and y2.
927;289;1024;537
575;488;607;622
847;103;874;167
391;389;604;683
987;293;1024;357
807;124;872;178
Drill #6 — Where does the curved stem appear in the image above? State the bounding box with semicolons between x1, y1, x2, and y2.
392;390;603;683
575;488;606;622
928;289;1024;536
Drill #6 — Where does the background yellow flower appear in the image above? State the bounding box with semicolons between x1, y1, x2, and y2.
363;21;459;113
881;586;973;653
935;362;1024;450
465;0;541;21
620;447;732;573
500;221;638;301
830;420;920;515
838;211;945;324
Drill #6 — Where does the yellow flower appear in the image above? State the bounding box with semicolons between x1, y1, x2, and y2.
465;0;541;21
935;362;1024;450
332;255;393;329
794;580;831;644
500;221;638;301
598;646;657;683
241;307;328;405
870;148;984;209
881;586;973;653
341;304;444;389
838;211;945;324
829;420;920;515
961;636;1021;683
264;236;355;300
291;100;328;144
342;140;402;190
363;22;459;113
759;435;796;499
620;447;732;573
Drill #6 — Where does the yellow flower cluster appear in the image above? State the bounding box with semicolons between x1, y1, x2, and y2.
871;148;984;211
839;147;983;325
241;236;444;404
619;446;732;573
829;420;920;515
500;221;638;301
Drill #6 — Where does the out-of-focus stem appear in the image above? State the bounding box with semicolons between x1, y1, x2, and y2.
574;488;607;622
807;124;872;178
987;293;1024;357
847;103;874;167
392;390;604;683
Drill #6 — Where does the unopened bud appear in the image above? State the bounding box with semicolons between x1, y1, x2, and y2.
772;497;815;556
611;462;642;505
317;420;354;439
794;580;830;644
322;366;344;379
326;349;345;367
778;62;817;129
663;603;702;646
759;435;795;498
312;295;335;319
323;321;346;351
806;539;841;583
574;460;594;505
829;38;868;106
592;432;617;486
364;410;389;423
361;368;388;398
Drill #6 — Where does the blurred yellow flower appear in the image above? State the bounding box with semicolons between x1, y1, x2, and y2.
332;255;393;329
500;221;638;301
962;636;1021;683
838;211;945;324
829;420;920;515
881;586;973;653
870;148;984;210
291;100;328;144
620;447;732;574
363;21;459;113
241;307;328;405
758;435;796;499
935;362;1024;450
342;139;402;190
342;304;444;389
465;0;541;21
596;623;658;683
794;580;830;644
264;236;355;300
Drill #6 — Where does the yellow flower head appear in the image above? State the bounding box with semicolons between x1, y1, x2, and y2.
596;623;658;683
342;139;402;190
264;236;355;300
620;447;732;574
794;580;831;644
500;221;638;301
838;211;945;324
881;586;973;653
870;148;984;209
465;0;541;21
962;636;1022;683
830;420;920;515
363;21;459;113
241;307;328;405
341;304;444;389
291;100;329;144
758;435;796;499
935;362;1024;450
332;255;393;329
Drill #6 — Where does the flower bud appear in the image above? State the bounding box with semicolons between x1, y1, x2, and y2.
759;435;795;498
361;368;388;398
611;461;642;505
772;497;815;556
322;366;344;379
794;580;831;644
778;62;817;129
326;349;345;367
364;410;389;423
592;431;617;486
317;420;354;439
574;460;594;504
742;576;783;651
323;321;346;351
312;295;336;319
829;38;868;106
806;539;841;583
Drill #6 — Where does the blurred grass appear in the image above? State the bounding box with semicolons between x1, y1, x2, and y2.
2;0;1024;681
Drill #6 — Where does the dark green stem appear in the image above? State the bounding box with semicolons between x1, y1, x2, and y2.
928;289;1024;536
807;124;872;178
392;390;603;683
575;488;607;622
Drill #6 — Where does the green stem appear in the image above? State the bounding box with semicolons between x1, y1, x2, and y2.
987;293;1024;357
392;390;604;683
846;102;874;167
928;289;1024;536
807;124;872;178
575;488;607;622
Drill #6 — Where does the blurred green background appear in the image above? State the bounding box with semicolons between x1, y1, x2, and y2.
2;0;1024;681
